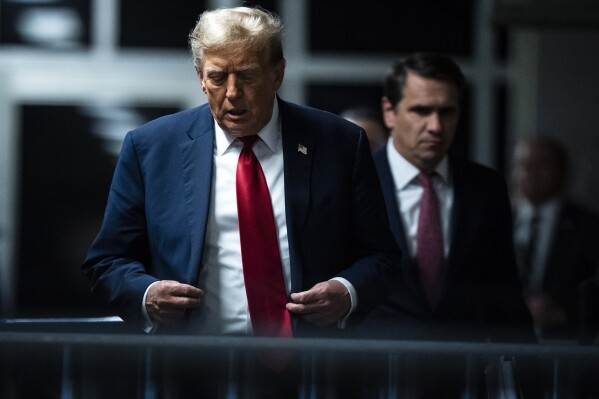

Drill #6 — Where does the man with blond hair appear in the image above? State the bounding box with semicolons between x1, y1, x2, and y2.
83;6;399;397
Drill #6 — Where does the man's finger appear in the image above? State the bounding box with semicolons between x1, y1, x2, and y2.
290;282;327;304
286;302;315;314
166;295;201;309
170;284;203;298
289;291;314;304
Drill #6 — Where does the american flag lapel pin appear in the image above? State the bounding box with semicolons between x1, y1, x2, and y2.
297;143;308;155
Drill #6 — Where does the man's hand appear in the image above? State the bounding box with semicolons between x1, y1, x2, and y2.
146;280;203;325
286;280;351;326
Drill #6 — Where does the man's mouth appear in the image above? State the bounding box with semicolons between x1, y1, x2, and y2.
422;138;442;145
228;109;246;116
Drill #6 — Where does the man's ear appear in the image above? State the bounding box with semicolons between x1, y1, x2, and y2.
196;67;207;93
272;58;286;91
381;97;396;129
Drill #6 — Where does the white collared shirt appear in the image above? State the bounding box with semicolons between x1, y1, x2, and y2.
386;139;454;259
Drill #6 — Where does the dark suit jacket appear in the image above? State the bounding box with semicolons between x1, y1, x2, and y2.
82;98;400;336
517;201;599;339
358;144;535;342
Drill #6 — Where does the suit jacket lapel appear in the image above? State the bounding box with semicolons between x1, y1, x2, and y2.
279;99;314;296
179;106;214;284
374;146;429;308
373;145;409;256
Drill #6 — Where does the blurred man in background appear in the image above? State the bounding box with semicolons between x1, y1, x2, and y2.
512;135;599;342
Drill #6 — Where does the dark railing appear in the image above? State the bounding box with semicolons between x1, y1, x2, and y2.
1;318;598;399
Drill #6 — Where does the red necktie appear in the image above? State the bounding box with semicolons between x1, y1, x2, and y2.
416;172;444;307
236;135;293;338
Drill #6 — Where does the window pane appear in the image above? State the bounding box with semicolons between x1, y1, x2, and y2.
119;0;206;49
307;83;383;116
17;103;181;317
309;0;473;56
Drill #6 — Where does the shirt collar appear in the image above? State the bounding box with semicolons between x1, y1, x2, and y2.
386;138;450;190
214;98;280;156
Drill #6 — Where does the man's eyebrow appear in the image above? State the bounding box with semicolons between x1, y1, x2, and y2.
408;105;433;111
205;64;261;75
205;68;224;75
236;64;261;73
408;104;457;111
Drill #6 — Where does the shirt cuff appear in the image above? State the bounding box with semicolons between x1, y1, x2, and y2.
141;281;160;334
330;277;357;329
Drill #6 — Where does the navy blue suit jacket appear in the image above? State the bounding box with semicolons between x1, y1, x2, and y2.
82;98;400;335
359;144;535;342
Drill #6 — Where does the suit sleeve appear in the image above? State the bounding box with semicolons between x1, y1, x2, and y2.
81;131;158;325
334;130;402;320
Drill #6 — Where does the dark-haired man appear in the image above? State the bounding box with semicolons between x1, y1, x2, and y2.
359;51;535;397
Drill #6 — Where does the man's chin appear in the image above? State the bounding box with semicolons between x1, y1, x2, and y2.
419;153;445;170
222;122;252;137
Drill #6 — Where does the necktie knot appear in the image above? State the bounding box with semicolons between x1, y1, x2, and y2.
417;172;435;188
239;135;259;149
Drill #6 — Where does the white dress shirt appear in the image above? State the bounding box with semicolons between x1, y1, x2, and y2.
386;139;454;259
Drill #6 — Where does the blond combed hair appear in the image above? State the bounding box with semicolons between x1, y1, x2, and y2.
189;6;284;70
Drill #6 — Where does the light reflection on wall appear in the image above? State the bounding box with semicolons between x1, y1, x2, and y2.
1;0;89;48
83;106;146;157
16;7;83;48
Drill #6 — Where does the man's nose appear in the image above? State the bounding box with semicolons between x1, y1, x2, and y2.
427;112;442;132
225;75;242;100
